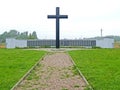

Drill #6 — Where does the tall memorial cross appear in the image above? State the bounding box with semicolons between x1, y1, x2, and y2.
47;7;68;48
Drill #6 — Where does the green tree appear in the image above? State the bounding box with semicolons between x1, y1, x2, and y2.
28;33;33;39
32;31;38;39
0;30;38;42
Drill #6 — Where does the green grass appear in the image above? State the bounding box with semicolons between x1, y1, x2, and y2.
0;49;46;90
68;49;120;90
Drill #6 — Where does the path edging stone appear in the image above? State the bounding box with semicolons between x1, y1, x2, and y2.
66;52;93;90
11;53;47;90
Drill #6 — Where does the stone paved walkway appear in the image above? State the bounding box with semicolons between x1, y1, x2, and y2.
15;52;86;90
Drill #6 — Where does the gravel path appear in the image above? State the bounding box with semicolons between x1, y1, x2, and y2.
15;52;86;90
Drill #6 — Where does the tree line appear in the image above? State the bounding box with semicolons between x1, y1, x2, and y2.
0;30;38;43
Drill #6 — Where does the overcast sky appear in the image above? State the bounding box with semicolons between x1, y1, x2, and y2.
0;0;120;39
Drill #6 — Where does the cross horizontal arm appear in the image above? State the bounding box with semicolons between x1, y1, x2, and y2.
59;15;68;18
47;15;56;18
48;15;68;19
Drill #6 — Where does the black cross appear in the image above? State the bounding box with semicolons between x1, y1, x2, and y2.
47;7;68;48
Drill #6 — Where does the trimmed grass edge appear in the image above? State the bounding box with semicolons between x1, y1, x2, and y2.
11;52;48;90
67;52;93;90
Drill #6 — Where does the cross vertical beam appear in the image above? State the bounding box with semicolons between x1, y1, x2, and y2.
47;7;68;48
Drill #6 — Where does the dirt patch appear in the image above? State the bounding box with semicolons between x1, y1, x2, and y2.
14;52;86;90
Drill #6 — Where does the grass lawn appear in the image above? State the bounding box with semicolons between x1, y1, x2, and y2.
68;49;120;90
0;49;46;90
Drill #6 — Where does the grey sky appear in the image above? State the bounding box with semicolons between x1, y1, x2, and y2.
0;0;120;39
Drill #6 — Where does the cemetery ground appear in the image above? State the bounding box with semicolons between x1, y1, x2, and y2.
1;48;120;90
69;49;120;90
14;51;86;90
0;49;46;90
